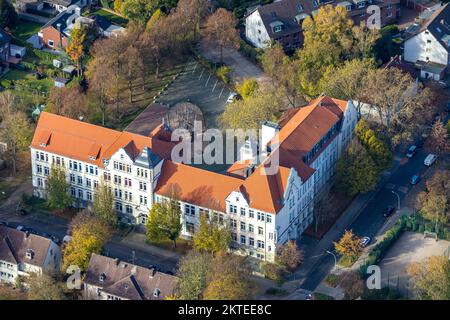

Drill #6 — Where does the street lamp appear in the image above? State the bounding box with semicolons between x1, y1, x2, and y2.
326;250;337;271
391;190;401;211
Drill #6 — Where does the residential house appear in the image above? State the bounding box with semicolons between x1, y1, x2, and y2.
0;226;61;284
91;15;126;38
38;5;94;50
16;0;89;15
30;95;357;263
404;3;450;80
0;29;11;70
83;253;177;300
245;0;401;50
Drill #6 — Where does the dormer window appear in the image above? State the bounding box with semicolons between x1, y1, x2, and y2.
99;272;106;282
153;288;160;297
270;21;284;33
26;249;34;259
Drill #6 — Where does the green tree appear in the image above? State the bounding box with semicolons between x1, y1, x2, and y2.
355;120;392;170
46;166;72;211
336;139;379;195
146;198;182;247
175;250;212;300
121;0;157;26
236;79;258;100
63;210;111;272
220;86;281;130
146;8;165;30
406;255;450;300
0;0;17;29
193;214;231;254
93;181;116;226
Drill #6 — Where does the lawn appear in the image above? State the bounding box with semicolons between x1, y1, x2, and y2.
11;20;42;42
91;8;129;27
1;69;54;93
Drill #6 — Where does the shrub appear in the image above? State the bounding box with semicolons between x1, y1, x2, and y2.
216;66;231;84
262;262;285;284
325;274;339;287
359;216;405;276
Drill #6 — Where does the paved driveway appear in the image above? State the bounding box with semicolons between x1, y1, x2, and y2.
379;231;450;297
199;40;270;84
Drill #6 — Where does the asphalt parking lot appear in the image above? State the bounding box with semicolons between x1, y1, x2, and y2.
157;60;232;129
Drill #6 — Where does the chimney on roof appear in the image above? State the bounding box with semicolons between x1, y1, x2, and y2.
261;121;280;155
114;258;120;266
150;268;156;278
56;23;61;31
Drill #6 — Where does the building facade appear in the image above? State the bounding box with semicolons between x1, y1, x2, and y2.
30;96;357;263
0;226;61;284
245;0;401;50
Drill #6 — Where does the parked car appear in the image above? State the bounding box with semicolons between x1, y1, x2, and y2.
0;221;7;226
410;175;421;185
16;225;25;231
383;206;396;217
226;92;240;103
360;236;371;247
406;145;417;158
62;235;72;244
424;154;437;166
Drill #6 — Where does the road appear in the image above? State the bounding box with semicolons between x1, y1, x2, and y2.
300;148;432;291
0;209;179;274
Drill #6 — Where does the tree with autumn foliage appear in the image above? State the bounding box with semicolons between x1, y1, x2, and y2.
47;84;87;120
204;8;240;64
338;271;365;300
425;119;449;154
193;214;231;254
276;241;304;272
334;230;363;262
46;166;72;211
66;25;86;76
235;78;259;100
406;255;450;300
203;252;255;300
63;210;111;272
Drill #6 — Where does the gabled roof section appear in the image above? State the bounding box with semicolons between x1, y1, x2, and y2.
406;3;450;51
31;112;176;167
155;161;244;212
134;147;162;168
84;253;177;300
0;226;53;268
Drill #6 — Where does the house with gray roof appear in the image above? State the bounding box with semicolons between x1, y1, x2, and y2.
83;253;177;300
245;0;400;51
0;226;61;284
404;3;450;80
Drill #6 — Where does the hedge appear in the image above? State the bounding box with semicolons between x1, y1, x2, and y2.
359;215;406;277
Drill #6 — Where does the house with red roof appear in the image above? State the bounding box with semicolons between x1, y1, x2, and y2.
30;95;357;263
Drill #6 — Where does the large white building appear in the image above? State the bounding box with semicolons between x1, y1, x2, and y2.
30;96;357;262
404;3;450;80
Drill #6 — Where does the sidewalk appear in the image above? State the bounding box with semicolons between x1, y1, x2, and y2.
287;155;404;287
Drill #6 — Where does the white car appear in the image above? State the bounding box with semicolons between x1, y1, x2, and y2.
361;236;371;247
424;154;437;166
226;92;239;103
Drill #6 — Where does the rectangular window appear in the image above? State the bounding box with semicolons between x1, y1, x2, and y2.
258;227;263;235
240;208;246;216
249;237;255;246
240;235;246;245
186;222;195;234
77;176;83;185
87;191;93;202
139;181;147;191
248;224;254;233
77;189;83;199
229;204;237;214
249;210;254;218
115;202;123;212
184;204;195;216
240;222;246;231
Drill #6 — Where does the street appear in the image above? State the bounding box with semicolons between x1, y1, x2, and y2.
300;148;432;291
0;207;179;274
